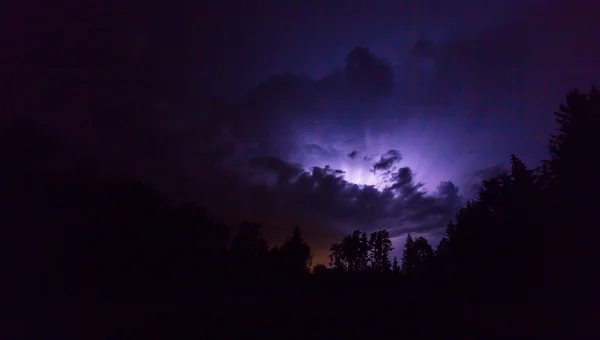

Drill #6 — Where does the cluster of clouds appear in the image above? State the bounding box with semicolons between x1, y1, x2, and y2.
245;150;463;240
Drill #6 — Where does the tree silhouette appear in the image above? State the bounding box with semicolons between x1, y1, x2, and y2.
230;221;269;274
329;242;346;271
358;231;370;271
331;230;371;272
279;226;312;276
544;86;600;294
327;229;395;273
434;221;457;277
346;230;372;272
401;234;433;276
436;221;455;254
175;203;229;254
401;233;417;275
368;229;393;273
414;237;433;264
312;264;329;276
548;86;600;186
392;256;401;274
341;231;360;272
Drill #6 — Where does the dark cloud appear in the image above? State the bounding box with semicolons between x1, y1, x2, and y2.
389;167;421;195
249;155;303;184
193;1;600;206
240;156;461;238
436;181;461;209
373;149;402;172
345;46;394;102
399;2;600;114
198;46;398;152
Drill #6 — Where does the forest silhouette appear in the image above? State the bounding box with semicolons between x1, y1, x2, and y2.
3;46;599;338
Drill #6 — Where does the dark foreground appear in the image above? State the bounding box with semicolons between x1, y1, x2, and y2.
10;273;594;339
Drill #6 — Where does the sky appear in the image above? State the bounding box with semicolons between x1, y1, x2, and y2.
3;0;600;264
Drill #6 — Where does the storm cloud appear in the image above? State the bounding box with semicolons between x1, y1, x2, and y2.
246;153;462;238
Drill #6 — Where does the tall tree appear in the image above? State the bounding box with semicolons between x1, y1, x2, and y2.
175;203;229;254
402;234;434;276
230;221;268;272
545;86;600;292
329;242;346;271
312;264;329;276
436;221;456;255
434;221;457;276
279;226;312;275
392;257;400;274
328;229;373;273
368;230;393;273
548;86;600;189
342;230;360;272
332;230;371;273
401;234;418;275
414;237;433;263
358;231;370;272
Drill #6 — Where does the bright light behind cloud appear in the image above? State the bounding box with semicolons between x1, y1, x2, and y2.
338;163;380;187
288;115;485;194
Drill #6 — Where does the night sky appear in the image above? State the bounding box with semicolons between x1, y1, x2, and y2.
4;0;600;264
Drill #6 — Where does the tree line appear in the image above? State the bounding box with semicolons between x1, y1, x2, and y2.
320;86;598;299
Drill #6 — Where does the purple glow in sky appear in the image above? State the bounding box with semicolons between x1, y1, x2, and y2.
294;119;464;192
